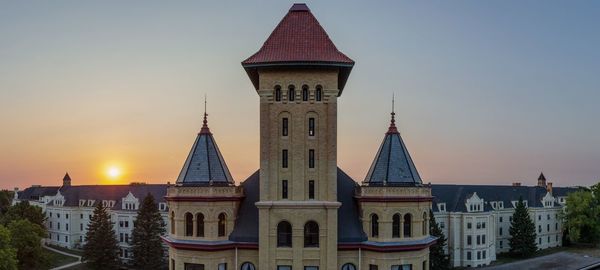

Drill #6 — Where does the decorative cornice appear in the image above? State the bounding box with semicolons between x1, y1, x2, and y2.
161;236;258;251
338;239;437;252
355;196;434;203
164;196;244;202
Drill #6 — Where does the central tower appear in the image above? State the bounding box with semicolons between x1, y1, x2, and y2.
242;3;354;269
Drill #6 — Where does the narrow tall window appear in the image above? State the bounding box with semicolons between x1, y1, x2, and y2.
422;212;427;236
404;214;412;237
309;149;315;168
185;212;193;236
392;214;401;238
275;86;282;101
308;118;315;136
170;211;175;234
304;221;319;247
308;180;315;199
277;221;292;247
288;85;295;101
315;85;322;101
282;150;288;168
371;214;379;237
196;213;204;237
282;180;288;199
282;118;288;136
218;213;226;237
302;85;309;101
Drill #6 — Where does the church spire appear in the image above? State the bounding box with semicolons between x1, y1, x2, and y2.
177;101;233;186
387;93;399;134
199;94;211;135
364;99;422;186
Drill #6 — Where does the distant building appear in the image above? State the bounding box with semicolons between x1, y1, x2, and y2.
14;173;169;265
432;173;577;268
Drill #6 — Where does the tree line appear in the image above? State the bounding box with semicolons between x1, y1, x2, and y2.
0;190;167;270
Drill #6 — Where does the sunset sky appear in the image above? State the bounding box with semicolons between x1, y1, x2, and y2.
1;1;599;190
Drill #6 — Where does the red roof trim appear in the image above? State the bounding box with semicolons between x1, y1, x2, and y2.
164;196;244;202
338;239;437;252
355;196;434;203
162;238;258;251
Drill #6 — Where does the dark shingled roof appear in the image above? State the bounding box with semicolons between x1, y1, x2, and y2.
176;114;234;186
17;186;60;201
241;3;354;93
56;184;168;209
538;172;546;181
431;184;579;212
364;113;422;186
229;168;367;243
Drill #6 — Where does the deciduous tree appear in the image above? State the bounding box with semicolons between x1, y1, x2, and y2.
0;225;17;270
8;219;47;269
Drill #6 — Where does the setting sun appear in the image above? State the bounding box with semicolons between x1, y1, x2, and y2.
107;166;121;179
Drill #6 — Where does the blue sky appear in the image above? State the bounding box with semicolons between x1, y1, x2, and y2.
0;1;599;188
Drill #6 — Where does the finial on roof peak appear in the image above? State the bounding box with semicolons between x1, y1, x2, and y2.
199;94;211;135
290;3;310;12
387;94;399;134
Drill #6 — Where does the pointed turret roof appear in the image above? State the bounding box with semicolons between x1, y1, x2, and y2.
538;172;546;181
364;109;422;186
242;3;354;93
176;110;234;186
63;173;71;182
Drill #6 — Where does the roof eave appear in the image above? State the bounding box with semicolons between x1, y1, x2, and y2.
242;61;354;95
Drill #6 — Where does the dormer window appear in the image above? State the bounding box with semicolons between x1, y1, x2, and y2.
159;203;167;211
438;203;446;212
79;200;85;207
498;201;504;209
88;200;95;207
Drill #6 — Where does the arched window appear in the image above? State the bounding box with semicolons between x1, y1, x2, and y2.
184;212;193;236
404;213;412;237
288;85;295;101
304;221;319;247
302;85;309;101
196;213;204;237
277;221;292;247
371;214;379;237
422;212;428;236
342;263;357;270
275;86;282;102
392;213;401;238
240;262;256;270
315;85;322;101
170;211;175;234
218;213;227;237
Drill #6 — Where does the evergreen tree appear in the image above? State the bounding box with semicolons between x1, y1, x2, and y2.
429;210;450;270
83;203;120;270
509;196;537;257
131;193;166;270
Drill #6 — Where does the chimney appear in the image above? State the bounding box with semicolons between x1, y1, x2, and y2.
512;182;521;187
547;182;553;194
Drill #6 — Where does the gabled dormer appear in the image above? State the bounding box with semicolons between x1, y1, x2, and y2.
466;192;484;212
122;191;139;211
53;191;65;207
541;192;556;208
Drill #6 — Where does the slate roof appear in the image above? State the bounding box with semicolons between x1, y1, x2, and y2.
55;184;168;209
17;186;60;201
176;113;234;186
364;112;422;186
431;184;579;212
229;168;367;243
17;184;168;210
242;3;354;93
63;173;71;182
538;172;546;181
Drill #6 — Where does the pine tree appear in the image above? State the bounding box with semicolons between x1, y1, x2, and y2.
132;193;166;270
83;203;120;270
509;196;538;257
429;210;451;270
